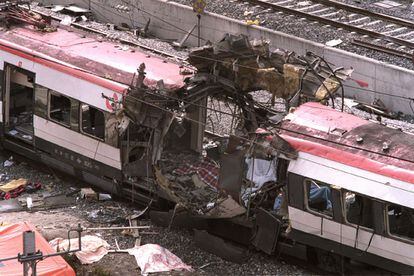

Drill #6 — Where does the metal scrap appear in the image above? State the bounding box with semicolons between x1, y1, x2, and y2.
187;34;352;108
5;6;56;32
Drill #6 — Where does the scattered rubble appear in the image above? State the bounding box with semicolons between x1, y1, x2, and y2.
0;152;310;275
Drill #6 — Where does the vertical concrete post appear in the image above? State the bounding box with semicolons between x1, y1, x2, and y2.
189;97;207;153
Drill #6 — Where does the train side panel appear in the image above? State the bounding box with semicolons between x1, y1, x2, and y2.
287;152;414;274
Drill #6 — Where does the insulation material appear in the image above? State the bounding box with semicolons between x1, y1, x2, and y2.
315;78;340;100
0;222;75;276
127;244;193;275
256;68;286;100
49;235;110;264
283;64;304;97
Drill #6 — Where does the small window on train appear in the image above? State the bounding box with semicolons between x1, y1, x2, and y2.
387;204;414;241
81;104;105;140
344;191;374;229
305;179;333;217
49;93;71;126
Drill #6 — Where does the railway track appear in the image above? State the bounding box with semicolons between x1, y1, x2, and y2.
241;0;414;58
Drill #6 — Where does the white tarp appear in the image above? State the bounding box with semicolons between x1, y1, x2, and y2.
49;235;110;264
127;244;193;275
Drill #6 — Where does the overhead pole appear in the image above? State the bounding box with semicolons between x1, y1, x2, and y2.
192;0;206;47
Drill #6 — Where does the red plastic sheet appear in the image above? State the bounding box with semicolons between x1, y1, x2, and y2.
0;222;75;276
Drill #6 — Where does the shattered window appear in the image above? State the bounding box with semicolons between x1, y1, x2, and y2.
344;191;373;229
388;204;414;241
80;104;105;140
49;92;71;126
305;179;333;217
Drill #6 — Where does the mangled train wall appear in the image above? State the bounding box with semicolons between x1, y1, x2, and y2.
40;0;414;115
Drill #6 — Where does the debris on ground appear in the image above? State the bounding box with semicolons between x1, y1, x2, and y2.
3;157;14;168
127;243;193;275
80;187;98;200
0;178;42;200
0;178;27;193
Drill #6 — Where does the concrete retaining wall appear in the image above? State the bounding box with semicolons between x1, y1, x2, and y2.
41;0;414;114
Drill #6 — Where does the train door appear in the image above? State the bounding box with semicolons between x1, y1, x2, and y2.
3;65;35;147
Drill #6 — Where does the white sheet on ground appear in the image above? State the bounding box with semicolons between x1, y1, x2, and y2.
49;235;110;264
127;244;193;275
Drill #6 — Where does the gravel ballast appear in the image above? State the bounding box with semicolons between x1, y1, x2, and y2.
171;0;414;70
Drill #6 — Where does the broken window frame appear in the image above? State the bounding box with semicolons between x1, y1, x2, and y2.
386;203;414;244
303;178;333;219
34;84;48;119
79;103;105;141
48;91;72;127
342;190;375;231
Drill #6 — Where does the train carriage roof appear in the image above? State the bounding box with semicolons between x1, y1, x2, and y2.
0;25;188;93
280;102;414;185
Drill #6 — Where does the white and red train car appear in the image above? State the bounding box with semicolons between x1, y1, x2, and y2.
0;24;187;195
278;102;414;274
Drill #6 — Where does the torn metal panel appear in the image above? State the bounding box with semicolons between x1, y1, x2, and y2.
149;210;208;229
252;208;282;254
188;34;352;108
5;6;56;32
206;196;246;219
218;150;245;199
154;167;182;205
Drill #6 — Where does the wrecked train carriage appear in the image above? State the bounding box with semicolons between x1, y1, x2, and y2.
0;24;195;202
275;102;414;274
152;103;414;275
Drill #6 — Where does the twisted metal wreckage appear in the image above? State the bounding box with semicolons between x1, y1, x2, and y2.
118;34;352;223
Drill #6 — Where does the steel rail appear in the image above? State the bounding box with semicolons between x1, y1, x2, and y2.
352;39;414;60
312;0;414;29
241;0;414;49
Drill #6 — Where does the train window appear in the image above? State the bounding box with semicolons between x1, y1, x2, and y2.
344;191;374;229
80;104;105;140
49;92;71;126
387;204;414;241
305;179;333;217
